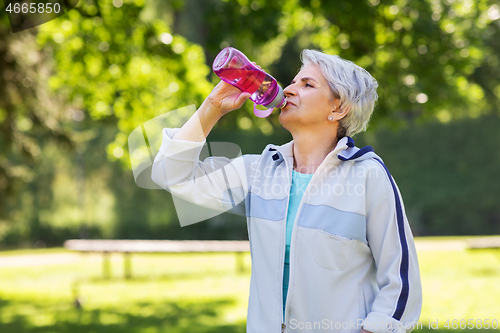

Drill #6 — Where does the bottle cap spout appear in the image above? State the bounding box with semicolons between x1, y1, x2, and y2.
280;97;287;109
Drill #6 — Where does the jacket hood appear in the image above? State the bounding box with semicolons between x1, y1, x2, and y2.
337;136;382;162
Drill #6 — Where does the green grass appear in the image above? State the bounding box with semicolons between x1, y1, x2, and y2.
0;252;251;333
0;237;499;332
418;248;500;331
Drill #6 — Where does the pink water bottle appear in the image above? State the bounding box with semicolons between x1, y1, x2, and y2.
212;47;286;118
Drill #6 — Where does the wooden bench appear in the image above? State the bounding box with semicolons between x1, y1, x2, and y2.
64;239;250;279
467;236;500;249
467;236;500;262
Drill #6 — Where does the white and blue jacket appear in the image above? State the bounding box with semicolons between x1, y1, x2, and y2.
152;128;422;333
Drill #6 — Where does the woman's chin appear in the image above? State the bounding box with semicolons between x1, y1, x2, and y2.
278;109;289;122
278;109;295;130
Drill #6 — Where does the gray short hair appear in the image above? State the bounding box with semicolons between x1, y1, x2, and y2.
300;49;378;139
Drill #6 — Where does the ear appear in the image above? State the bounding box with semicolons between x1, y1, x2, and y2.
329;102;350;122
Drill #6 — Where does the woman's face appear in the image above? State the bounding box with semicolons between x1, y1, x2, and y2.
279;64;338;131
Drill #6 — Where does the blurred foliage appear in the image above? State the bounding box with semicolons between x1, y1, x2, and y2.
0;11;76;246
33;0;500;148
0;0;500;246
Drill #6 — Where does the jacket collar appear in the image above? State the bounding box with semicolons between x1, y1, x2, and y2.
272;136;351;165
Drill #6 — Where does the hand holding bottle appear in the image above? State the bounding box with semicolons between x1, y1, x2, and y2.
206;58;264;116
171;50;278;143
206;80;251;116
172;83;246;143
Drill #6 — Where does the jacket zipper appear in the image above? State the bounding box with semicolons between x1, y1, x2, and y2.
282;155;335;330
281;154;292;332
278;143;344;332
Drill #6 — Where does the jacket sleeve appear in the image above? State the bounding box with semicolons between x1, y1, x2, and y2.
151;128;259;218
363;159;422;333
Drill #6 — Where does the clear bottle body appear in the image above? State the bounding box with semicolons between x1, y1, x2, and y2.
213;47;285;108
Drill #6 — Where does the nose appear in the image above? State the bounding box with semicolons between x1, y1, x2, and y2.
283;84;296;97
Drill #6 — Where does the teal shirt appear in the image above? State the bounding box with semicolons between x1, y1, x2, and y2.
283;170;313;317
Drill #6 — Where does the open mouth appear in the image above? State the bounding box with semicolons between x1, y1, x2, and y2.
282;101;294;109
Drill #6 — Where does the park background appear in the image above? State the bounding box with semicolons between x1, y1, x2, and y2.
1;0;500;332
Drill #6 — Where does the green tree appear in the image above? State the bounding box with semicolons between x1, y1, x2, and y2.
0;11;79;245
2;0;500;246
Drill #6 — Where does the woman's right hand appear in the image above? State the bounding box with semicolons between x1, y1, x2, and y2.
206;80;251;117
173;80;250;142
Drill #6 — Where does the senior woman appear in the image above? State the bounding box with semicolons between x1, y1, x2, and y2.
152;50;422;333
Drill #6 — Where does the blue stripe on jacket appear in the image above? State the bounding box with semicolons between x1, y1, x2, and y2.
373;158;410;321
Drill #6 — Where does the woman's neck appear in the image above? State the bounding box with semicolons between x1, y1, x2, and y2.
292;131;339;174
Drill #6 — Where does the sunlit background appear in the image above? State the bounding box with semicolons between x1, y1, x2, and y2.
1;0;500;331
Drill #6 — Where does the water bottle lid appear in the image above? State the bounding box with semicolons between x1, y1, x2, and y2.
253;86;286;118
264;86;286;109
